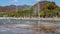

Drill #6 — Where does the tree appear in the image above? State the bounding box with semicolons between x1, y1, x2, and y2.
40;2;60;18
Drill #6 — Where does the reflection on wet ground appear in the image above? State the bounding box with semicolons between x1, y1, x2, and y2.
0;20;60;34
40;21;60;34
0;24;39;34
0;24;34;34
0;24;59;34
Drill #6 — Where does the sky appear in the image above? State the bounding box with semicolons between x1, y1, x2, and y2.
0;0;60;6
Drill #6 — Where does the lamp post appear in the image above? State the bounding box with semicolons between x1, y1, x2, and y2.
13;1;18;17
16;5;18;17
37;2;40;18
37;0;48;33
37;1;40;33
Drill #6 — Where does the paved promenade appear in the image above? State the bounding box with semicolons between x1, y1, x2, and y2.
0;17;60;21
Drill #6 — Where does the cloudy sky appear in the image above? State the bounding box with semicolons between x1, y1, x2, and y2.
0;0;60;6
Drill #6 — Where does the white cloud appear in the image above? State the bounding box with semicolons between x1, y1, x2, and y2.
36;0;46;2
36;0;41;1
13;0;18;2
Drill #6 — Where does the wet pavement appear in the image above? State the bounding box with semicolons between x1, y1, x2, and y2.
0;21;60;34
0;24;38;34
0;24;60;34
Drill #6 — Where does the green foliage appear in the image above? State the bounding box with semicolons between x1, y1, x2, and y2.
8;12;16;17
40;2;60;17
0;10;34;17
40;11;45;17
17;10;34;17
